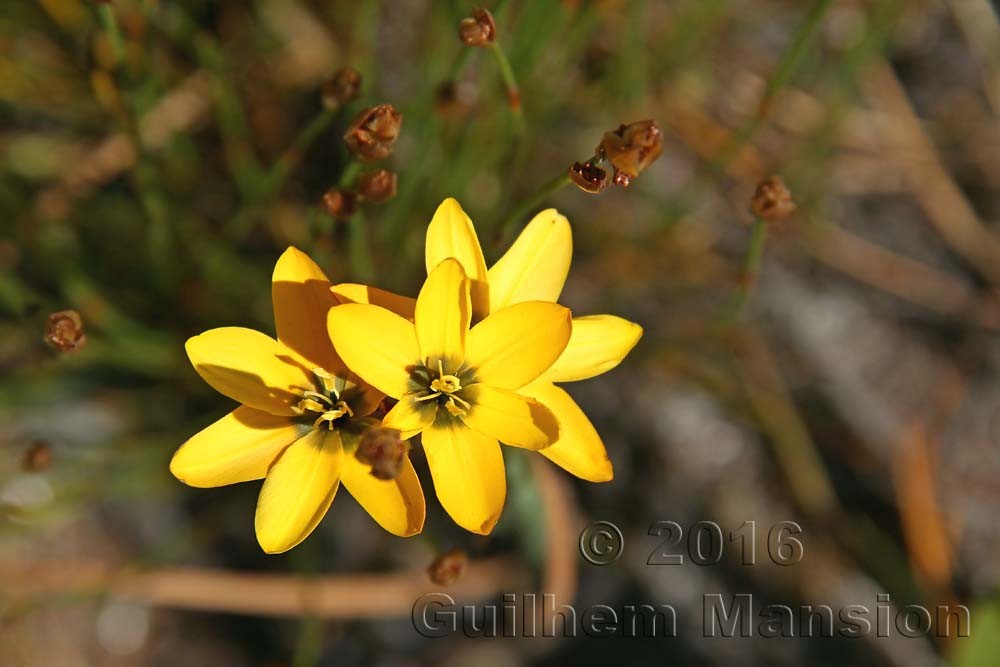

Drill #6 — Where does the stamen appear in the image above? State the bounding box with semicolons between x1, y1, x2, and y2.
303;390;333;406
444;397;467;417
312;368;338;396
416;391;442;402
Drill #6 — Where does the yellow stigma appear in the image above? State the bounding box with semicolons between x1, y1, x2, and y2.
414;360;471;416
430;360;462;394
313;401;354;430
291;368;353;429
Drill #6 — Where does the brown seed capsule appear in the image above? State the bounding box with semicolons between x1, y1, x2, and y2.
23;441;52;472
568;161;610;194
321;67;362;110
427;548;469;586
458;8;496;47
598;120;664;180
44;310;86;352
750;175;796;222
321;188;357;220
355;169;398;203
343;104;403;161
355;426;408;480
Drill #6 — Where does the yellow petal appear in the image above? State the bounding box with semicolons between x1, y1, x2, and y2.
170;406;304;488
327;304;419;399
541;314;643;383
487;209;572;311
383;393;437;438
460;383;559;450
331;283;416;321
520;381;613;482
465;301;572;389
425;198;489;320
422;423;505;534
415;258;470;364
272;247;342;373
341;454;425;536
186;327;313;416
255;429;343;554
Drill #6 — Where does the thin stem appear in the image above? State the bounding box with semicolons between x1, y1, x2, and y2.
98;3;126;67
488;42;524;135
498;172;572;239
267;107;337;194
714;217;769;329
709;0;833;171
337;160;362;188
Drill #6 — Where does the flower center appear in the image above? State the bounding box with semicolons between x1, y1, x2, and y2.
416;360;471;416
293;367;354;430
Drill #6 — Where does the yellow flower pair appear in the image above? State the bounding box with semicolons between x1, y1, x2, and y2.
170;198;641;552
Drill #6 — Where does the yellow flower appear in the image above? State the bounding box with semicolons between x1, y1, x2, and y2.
423;198;642;482
170;248;425;554
327;258;572;534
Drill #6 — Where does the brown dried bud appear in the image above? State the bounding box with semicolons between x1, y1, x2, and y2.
427;548;469;586
343;104;403;162
355;169;398;204
23;441;52;472
321;67;362;110
355;426;408;480
458;8;496;47
45;310;86;352
598;120;664;180
750;175;796;222
321;188;357;220
568;161;610;193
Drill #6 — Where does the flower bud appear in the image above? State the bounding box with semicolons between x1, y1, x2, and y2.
427;548;469;586
321;188;357;220
23;441;52;472
343;104;403;162
568;160;609;193
355;169;397;203
321;67;362;110
458;8;496;47
44;310;86;352
598;120;664;182
750;175;796;222
355;426;408;480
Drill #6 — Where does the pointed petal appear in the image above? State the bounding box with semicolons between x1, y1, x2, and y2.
272;247;342;373
255;429;343;554
541;315;643;383
170;406;304;488
415;259;470;364
460;384;559;450
327;304;419;399
425;198;489;319
331;283;416;320
422;423;505;534
186;327;313;416
465;301;572;389
383;393;437;438
488;209;572;310
341;454;425;536
520;381;613;482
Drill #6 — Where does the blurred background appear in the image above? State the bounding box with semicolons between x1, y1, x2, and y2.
3;0;1000;664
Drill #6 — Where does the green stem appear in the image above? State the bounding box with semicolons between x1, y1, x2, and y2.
488;42;524;135
709;0;833;171
498;172;571;239
337;160;362;188
267;107;337;194
715;217;768;329
98;3;126;67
